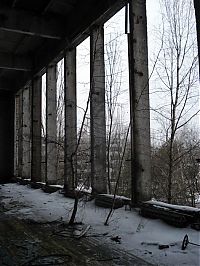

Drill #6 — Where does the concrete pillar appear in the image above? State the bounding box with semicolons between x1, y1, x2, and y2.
128;0;151;203
14;94;20;176
0;91;15;180
46;64;57;185
22;87;31;178
64;49;77;191
17;90;23;177
90;25;107;194
31;77;42;182
193;0;200;75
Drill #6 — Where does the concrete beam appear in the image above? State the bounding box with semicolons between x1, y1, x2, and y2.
90;25;107;194
46;64;57;185
0;52;32;71
64;49;77;191
128;0;151;204
0;6;65;39
31;77;42;182
67;0;126;46
29;0;125;76
0;0;126;92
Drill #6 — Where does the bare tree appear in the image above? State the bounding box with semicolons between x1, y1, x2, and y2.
152;0;199;203
151;127;200;205
56;60;65;183
104;124;130;225
104;26;130;193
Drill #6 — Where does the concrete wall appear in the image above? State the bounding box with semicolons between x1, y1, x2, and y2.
0;91;15;180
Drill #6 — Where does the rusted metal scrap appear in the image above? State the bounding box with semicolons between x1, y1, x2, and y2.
181;234;200;250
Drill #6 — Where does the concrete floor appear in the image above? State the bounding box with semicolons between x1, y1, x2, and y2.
0;190;152;266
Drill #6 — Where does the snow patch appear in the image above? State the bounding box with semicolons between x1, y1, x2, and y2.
0;183;200;266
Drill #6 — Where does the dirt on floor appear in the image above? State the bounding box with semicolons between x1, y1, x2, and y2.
0;194;152;266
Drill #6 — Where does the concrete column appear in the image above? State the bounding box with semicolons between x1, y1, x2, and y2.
128;0;151;203
46;64;57;185
14;93;20;176
31;77;42;182
193;0;200;75
64;49;77;191
22;87;31;178
90;25;107;194
14;94;20;176
0;91;15;180
17;90;23;177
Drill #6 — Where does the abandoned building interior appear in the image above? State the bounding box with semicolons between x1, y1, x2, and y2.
0;0;200;265
0;0;199;203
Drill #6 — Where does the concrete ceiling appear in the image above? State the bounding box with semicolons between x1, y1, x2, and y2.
0;0;126;93
0;0;199;94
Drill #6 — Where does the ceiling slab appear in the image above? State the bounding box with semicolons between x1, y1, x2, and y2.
0;6;65;39
0;0;126;93
0;52;32;71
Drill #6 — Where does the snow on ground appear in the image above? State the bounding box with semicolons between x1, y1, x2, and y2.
0;183;200;266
